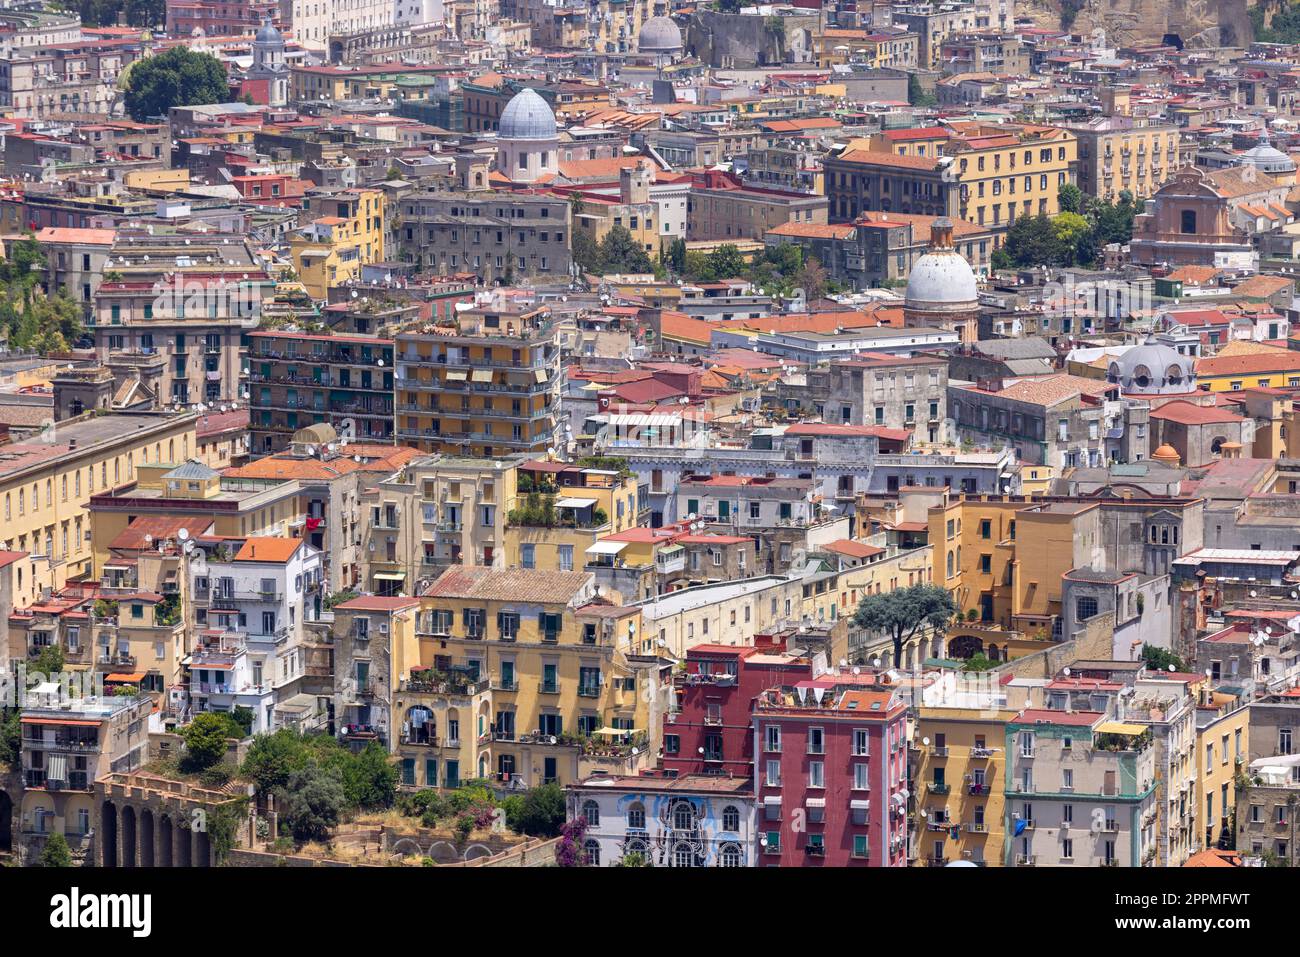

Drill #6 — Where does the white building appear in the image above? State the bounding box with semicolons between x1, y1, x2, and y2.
568;773;757;866
187;536;326;732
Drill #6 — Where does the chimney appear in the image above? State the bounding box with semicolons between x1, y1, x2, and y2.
930;217;955;251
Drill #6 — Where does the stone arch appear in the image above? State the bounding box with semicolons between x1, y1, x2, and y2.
391;837;424;858
987;643;999;662
139;808;155;867
120;805;136;867
462;842;493;861
427;840;460;863
100;801;117;867
158;814;174;868
194;828;211;867
948;633;984;659
175;820;192;867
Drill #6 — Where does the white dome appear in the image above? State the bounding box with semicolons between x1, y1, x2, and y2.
639;16;683;54
499;88;557;141
1242;141;1295;174
905;249;977;307
255;19;283;44
1107;338;1195;394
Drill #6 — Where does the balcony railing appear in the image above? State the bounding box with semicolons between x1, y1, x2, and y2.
929;782;950;795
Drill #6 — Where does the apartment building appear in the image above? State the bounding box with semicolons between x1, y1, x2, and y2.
185;535;326;733
753;679;909;866
415;566;656;787
828;353;949;440
395;191;573;284
1196;694;1250;854
1235;700;1300;862
686;171;829;243
394;300;562;458
825;124;1077;239
1004;710;1159;867
291;188;386;299
248;330;395;457
507;461;641;574
92;232;273;406
1066;118;1191;203
331;596;422;754
13;689;151;866
568;773;757;867
914;705;1017;866
0;412;198;599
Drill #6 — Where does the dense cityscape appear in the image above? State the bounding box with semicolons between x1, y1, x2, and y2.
0;0;1293;881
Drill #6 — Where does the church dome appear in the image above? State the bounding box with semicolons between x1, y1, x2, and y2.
905;219;977;309
1242;130;1295;175
1107;337;1195;394
498;88;557;141
255;19;283;44
1152;443;1181;466
639;16;683;54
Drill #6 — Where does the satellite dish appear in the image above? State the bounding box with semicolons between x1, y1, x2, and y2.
1167;664;1175;672
1063;667;1071;677
922;737;930;747
177;528;190;541
144;534;153;545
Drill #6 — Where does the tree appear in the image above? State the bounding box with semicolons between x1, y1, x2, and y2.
124;47;229;123
666;237;687;275
341;741;398;810
279;765;345;843
554;817;588;866
30;644;65;678
1141;644;1185;673
1001;214;1069;268
1058;182;1083;214
852;583;958;670
123;0;164;26
509;782;566;836
704;243;747;280
0;710;21;770
794;256;829;302
38;832;73;868
241;728;311;796
572;228;601;274
907;73;937;108
597;224;653;274
180;712;235;772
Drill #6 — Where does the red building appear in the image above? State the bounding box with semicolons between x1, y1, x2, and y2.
753;677;908;867
662;641;808;780
662;640;909;867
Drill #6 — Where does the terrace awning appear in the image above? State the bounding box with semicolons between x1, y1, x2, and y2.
444;370;468;381
374;572;407;581
1096;721;1146;735
555;497;598;509
585;541;628;556
471;369;493;383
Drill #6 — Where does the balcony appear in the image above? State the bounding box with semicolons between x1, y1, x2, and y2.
399;732;439;747
1016;854;1037;866
539;681;560;695
929;782;950;795
966;822;988;833
968;783;988;796
926;856;949;867
971;746;996;759
577;684;601;699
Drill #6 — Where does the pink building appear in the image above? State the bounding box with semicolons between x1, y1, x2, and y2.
753;678;909;867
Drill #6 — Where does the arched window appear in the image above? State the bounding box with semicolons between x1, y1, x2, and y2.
625;838;648;861
627;801;646;830
1132;365;1151;389
946;551;954;578
1211;437;1226;455
719;842;743;867
672;800;695;831
582;800;600;827
673;842;695;867
722;805;740;831
583;839;601;866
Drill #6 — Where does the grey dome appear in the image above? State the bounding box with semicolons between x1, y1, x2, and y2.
1107;337;1195;394
255;19;283;44
499;88;557;141
1242;135;1295;175
639;16;683;54
905;248;977;308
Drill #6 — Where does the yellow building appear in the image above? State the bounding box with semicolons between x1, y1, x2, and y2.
394;302;561;458
814;29;919;69
1066;121;1190;203
839;123;1078;235
930;497;1099;636
415;566;657;787
1195;699;1250;853
1194;346;1300;394
0;412;197;600
290;187;384;299
505;461;640;572
915;706;1017;866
